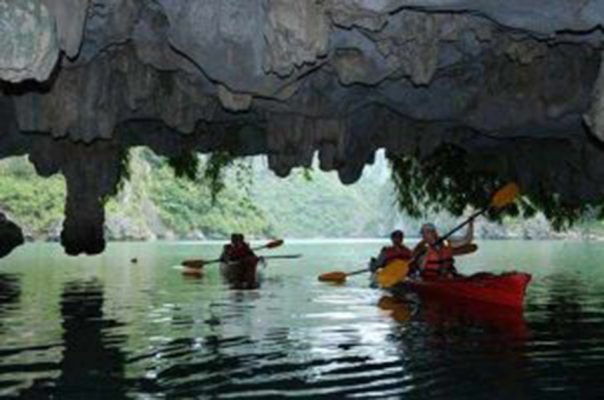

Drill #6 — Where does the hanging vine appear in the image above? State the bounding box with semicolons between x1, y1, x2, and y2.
387;144;597;230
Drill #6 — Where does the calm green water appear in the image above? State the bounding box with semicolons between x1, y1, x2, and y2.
0;240;603;399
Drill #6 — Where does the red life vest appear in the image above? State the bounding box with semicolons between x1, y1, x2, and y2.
382;245;412;263
423;242;454;272
224;243;255;261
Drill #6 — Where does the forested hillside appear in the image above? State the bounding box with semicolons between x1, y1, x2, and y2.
0;149;601;241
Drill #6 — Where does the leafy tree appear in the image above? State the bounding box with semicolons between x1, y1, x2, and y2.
387;144;598;230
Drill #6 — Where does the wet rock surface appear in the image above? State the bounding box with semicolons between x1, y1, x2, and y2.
0;213;24;258
1;0;604;255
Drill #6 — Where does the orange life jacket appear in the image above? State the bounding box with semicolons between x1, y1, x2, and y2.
423;242;454;272
382;245;412;263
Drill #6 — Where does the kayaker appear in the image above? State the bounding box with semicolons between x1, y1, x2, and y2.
221;233;257;262
372;230;413;270
414;220;474;278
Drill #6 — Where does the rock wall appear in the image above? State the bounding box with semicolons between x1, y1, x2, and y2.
0;213;24;257
1;0;604;255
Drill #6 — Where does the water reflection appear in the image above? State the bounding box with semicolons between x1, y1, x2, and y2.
137;333;381;398
374;293;532;399
377;295;414;323
0;274;20;332
0;274;24;396
2;241;604;398
420;299;528;340
526;273;604;396
21;279;128;399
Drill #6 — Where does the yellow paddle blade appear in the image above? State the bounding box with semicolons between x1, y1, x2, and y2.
451;243;478;256
376;259;410;288
318;271;347;283
491;183;519;208
266;239;284;249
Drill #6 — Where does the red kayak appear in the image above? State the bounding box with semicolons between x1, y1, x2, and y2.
400;272;532;309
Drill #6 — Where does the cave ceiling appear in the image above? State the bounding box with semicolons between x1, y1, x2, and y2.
1;0;604;255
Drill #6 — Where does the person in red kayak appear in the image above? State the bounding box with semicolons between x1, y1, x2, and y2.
414;220;474;278
373;230;413;270
220;233;257;262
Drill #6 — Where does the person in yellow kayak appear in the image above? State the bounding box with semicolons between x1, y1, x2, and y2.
413;220;474;278
371;230;413;271
220;233;257;262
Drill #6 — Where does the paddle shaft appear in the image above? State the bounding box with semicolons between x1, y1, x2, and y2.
438;207;486;244
262;254;302;260
185;242;283;267
347;268;372;277
221;254;300;266
437;185;517;243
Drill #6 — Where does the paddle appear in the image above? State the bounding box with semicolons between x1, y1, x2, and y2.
182;239;284;269
318;183;519;285
451;243;478;256
214;253;302;266
317;267;372;283
318;258;413;285
261;254;302;260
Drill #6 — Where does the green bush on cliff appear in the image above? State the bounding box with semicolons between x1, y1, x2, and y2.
147;158;273;238
0;157;65;237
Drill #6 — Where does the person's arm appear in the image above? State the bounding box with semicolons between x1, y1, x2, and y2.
243;244;257;260
448;220;474;248
411;241;427;270
220;245;230;262
375;247;388;266
412;241;425;257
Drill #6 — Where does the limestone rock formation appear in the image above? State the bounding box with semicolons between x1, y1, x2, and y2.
0;213;24;258
1;0;604;255
0;0;59;82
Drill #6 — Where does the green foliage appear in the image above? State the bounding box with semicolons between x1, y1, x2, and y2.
389;145;510;218
167;151;241;205
148;153;272;238
251;167;387;238
3;145;604;241
0;157;65;236
203;151;235;204
167;152;199;181
115;148;132;192
302;167;313;182
388;144;597;231
0;151;274;240
102;148;132;206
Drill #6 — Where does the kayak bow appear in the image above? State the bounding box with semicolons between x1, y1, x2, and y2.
393;272;532;309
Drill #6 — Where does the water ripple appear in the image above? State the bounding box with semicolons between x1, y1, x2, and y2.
1;241;604;398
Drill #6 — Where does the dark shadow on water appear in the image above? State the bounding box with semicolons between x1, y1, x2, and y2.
523;273;604;398
0;273;21;333
20;279;129;399
379;295;532;400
